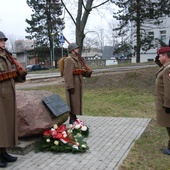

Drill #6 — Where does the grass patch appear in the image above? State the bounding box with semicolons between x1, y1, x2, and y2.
83;88;155;118
23;66;170;169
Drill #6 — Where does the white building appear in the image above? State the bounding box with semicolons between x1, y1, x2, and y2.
132;16;170;63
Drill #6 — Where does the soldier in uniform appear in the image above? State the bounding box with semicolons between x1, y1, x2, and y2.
63;43;87;124
156;46;170;155
0;31;23;167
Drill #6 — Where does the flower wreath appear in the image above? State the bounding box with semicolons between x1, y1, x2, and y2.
35;119;89;153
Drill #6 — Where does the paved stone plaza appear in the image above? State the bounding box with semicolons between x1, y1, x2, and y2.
1;116;150;170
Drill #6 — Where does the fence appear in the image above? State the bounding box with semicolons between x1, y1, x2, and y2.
85;59;131;66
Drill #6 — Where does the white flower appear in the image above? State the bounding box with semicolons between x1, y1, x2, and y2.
62;131;67;138
75;124;81;129
46;139;50;143
54;140;59;145
53;124;58;129
76;133;82;138
63;134;67;138
67;129;72;134
81;126;87;131
81;144;86;148
51;128;55;131
69;124;73;128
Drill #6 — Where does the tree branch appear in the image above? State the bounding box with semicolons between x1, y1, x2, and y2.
60;0;77;27
91;0;110;9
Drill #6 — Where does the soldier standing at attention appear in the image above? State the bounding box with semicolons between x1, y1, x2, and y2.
63;43;91;124
156;46;170;155
63;43;84;124
0;31;26;167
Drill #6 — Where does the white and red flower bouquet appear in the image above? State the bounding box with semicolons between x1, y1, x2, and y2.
35;119;89;153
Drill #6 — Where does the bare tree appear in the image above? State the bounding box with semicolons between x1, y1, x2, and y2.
60;0;111;54
84;36;100;49
4;34;24;53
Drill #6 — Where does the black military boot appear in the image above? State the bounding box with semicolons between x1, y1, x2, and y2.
69;112;77;124
161;128;170;155
0;158;7;167
1;148;17;162
0;154;7;167
161;137;170;155
1;152;17;162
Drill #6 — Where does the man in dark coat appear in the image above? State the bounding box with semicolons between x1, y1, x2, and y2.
156;46;170;155
0;31;26;167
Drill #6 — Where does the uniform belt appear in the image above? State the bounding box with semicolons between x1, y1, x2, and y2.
0;69;17;81
73;69;85;75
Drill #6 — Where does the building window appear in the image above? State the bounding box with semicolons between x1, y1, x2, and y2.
160;30;166;44
148;31;154;48
148;31;154;39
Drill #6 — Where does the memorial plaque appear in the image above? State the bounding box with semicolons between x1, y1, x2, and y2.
42;94;70;117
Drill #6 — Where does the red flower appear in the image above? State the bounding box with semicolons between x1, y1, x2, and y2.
48;124;67;139
52;133;63;139
43;130;51;136
57;124;66;132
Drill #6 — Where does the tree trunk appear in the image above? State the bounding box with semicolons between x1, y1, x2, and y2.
61;0;109;55
75;0;93;55
136;0;141;63
76;30;85;55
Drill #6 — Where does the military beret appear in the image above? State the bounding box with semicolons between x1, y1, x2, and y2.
157;46;170;54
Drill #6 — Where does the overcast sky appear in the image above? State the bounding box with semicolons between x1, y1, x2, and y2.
0;0;32;38
0;0;115;47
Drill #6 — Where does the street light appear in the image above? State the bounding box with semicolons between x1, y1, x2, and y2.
24;50;27;67
51;32;55;68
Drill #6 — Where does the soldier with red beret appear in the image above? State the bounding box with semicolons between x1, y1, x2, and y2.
155;46;170;155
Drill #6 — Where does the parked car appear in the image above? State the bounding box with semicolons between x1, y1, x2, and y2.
26;64;49;72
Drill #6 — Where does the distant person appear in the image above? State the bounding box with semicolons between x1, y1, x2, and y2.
155;46;170;155
0;31;26;167
63;43;91;124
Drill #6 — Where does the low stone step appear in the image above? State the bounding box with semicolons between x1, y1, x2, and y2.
8;136;40;155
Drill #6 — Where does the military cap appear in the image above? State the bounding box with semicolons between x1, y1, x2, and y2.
157;46;170;54
68;43;79;53
0;31;8;41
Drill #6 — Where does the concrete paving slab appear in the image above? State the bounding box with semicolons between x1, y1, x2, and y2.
1;116;151;170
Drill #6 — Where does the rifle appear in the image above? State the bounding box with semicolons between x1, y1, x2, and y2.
63;36;92;78
0;47;27;77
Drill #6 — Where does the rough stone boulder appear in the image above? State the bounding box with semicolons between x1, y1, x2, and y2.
16;90;69;138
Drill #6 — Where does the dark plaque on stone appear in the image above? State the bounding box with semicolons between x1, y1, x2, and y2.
42;94;70;117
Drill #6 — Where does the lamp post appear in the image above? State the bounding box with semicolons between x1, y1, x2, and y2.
51;32;55;68
24;50;27;67
50;50;52;68
100;29;104;52
61;43;63;58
